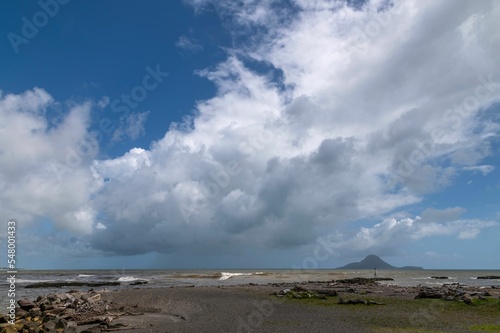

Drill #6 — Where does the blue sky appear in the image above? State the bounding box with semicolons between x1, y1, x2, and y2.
0;0;499;270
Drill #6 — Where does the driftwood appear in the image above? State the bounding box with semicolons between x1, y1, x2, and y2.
3;290;148;332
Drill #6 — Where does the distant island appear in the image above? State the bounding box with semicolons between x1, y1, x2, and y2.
336;255;424;270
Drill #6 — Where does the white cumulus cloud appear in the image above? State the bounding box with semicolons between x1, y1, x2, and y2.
1;0;500;261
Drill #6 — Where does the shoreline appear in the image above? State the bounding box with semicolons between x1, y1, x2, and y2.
2;279;500;332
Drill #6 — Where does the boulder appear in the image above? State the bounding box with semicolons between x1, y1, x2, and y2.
0;325;17;333
55;318;69;332
15;307;26;319
415;290;443;299
461;294;473;304
43;319;57;331
130;281;148;285
18;298;36;310
23;320;41;333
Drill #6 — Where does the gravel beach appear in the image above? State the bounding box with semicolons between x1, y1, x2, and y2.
90;281;500;332
3;280;500;333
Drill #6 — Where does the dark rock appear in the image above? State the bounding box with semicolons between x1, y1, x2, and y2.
431;276;449;279
42;314;57;323
44;320;57;331
462;294;473;304
64;321;78;333
14;307;26;320
130;281;148;286
338;298;364;304
41;304;54;311
0;324;18;333
338;298;385;305
23;320;41;333
18;297;36;310
292;285;308;292
335;277;394;285
415;290;443;299
477;276;500;279
28;308;42;317
25;281;120;288
12;319;27;331
55;318;69;332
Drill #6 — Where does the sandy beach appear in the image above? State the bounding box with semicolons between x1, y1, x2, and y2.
4;279;500;333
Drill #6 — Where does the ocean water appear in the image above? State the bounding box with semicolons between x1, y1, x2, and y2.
2;269;500;311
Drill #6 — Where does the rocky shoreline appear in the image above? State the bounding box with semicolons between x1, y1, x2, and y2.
1;279;499;333
0;288;145;333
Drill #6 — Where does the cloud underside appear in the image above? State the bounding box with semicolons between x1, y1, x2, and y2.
1;0;500;258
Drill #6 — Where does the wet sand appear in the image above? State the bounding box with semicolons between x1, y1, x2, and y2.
93;281;500;333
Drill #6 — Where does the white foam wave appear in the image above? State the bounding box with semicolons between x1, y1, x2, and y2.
219;272;263;281
15;279;53;284
117;276;146;282
77;274;94;278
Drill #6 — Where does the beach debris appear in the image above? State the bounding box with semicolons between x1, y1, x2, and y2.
316;290;338;297
278;288;291;295
0;290;143;333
